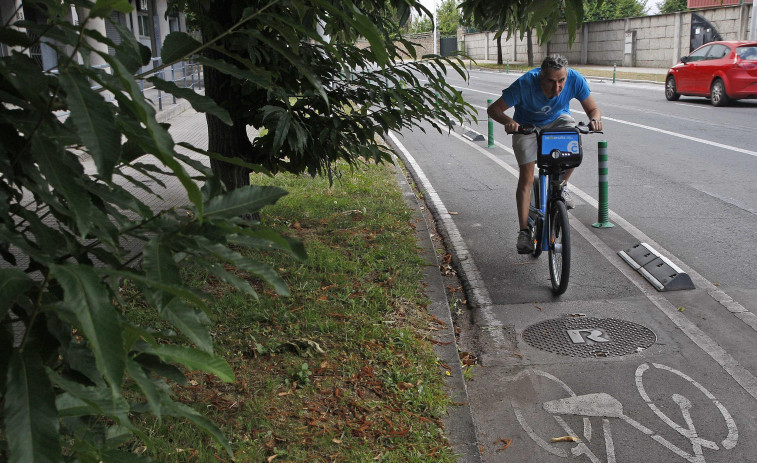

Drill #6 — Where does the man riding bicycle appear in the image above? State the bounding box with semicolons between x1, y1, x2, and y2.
487;55;603;254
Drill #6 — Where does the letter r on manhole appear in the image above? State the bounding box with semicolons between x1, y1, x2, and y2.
567;329;610;344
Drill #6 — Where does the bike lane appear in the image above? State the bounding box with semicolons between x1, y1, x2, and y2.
388;120;757;463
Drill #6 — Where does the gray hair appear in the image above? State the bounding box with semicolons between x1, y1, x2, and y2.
540;55;569;76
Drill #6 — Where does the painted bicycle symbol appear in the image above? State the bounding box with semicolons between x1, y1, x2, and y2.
506;363;738;462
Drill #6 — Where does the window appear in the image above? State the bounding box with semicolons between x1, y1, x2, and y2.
706;44;729;60
137;14;149;37
687;45;711;62
736;46;757;61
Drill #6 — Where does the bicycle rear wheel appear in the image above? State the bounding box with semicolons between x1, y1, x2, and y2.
548;200;571;294
529;177;543;258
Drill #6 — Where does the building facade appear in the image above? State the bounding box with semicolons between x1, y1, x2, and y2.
0;0;185;70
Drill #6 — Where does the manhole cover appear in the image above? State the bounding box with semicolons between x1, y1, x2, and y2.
522;317;656;358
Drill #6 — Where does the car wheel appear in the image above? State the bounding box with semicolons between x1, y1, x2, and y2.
710;79;731;107
665;76;680;101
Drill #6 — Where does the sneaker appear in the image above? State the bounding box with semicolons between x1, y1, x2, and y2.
562;187;575;209
517;229;533;254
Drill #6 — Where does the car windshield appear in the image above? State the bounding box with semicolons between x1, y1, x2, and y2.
736;46;757;60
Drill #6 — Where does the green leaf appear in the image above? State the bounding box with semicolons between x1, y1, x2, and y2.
56;392;99;417
111;22;151;72
160;299;213;353
4;351;63;463
151;344;234;382
143;238;180;308
160;31;203;64
147;77;231;125
176;142;270;174
126;359;163;418
48;371;132;423
32;137;95;238
204;262;259;300
89;0;133;18
100;53;204;217
59;67;121;181
204;185;287;219
228;228;307;261
349;8;389;65
272;110;291;152
0;268;34;321
0;28;33;47
131;352;187;385
194;238;290;296
50;264;125;394
194;56;272;89
102;269;208;310
162;400;232;457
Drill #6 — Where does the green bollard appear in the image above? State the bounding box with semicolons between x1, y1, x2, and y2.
613;63;616;84
592;140;614;228
487;99;495;148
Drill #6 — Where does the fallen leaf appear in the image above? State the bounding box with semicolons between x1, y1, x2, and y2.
397;381;414;390
332;438;342;444
494;438;512;451
551;436;579;443
678;306;685;312
267;456;278;462
449;211;459;215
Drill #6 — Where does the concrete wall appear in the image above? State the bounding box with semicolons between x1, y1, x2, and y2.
357;31;436;59
461;4;753;69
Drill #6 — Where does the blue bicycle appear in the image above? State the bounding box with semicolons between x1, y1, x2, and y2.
517;123;600;294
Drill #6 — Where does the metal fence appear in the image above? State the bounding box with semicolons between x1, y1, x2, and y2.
140;57;204;112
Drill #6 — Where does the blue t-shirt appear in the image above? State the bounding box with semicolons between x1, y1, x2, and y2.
501;68;591;126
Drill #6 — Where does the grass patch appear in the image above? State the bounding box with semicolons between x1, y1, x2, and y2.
475;62;666;83
124;161;457;462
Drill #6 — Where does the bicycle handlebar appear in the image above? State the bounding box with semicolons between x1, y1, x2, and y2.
506;122;603;135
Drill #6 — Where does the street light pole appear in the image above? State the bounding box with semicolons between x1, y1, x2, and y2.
433;1;438;55
750;3;756;41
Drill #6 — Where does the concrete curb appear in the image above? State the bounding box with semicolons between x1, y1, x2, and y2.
469;65;666;85
391;155;482;463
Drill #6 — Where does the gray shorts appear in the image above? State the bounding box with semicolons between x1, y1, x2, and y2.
512;114;577;166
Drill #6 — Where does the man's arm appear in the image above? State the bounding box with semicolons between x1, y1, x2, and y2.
579;94;602;131
487;98;519;133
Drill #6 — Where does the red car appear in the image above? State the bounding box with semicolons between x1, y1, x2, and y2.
665;40;757;106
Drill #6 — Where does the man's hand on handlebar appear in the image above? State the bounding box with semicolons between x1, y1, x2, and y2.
589;118;602;132
504;120;520;134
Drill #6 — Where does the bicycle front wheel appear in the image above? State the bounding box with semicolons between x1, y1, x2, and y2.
548;200;571;294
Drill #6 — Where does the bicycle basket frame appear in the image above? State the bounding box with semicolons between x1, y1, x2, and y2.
537;128;583;170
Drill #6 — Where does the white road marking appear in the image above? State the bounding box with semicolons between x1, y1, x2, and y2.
386;131;507;349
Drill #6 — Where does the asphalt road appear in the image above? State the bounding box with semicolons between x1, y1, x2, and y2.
389;68;757;462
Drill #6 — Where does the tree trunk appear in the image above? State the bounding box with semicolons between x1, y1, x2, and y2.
496;35;502;65
527;29;534;67
201;1;255;191
204;66;254;190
